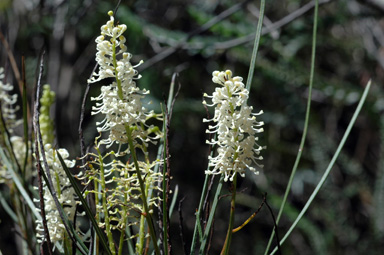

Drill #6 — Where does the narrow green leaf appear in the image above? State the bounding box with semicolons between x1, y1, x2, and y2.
0;146;41;220
0;192;18;221
198;174;224;254
245;0;265;92
190;173;209;254
169;184;178;218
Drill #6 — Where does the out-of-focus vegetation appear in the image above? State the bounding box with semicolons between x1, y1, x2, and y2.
0;0;383;254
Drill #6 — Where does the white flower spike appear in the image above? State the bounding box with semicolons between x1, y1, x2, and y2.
0;67;21;131
88;11;158;148
203;70;264;182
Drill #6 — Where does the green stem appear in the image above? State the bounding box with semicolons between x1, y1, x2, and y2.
137;168;152;254
112;40;124;100
118;170;129;255
162;107;169;255
136;134;154;254
96;147;116;255
118;230;125;255
190;174;209;254
190;133;219;254
221;174;237;255
137;214;146;254
125;126;160;255
94;177;100;255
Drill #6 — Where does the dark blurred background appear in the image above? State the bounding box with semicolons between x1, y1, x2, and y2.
1;0;384;254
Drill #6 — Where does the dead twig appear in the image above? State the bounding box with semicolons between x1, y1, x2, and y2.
178;197;187;255
264;194;282;255
33;50;53;255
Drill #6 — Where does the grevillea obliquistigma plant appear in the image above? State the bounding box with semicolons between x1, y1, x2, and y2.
0;11;266;255
203;70;264;182
1;2;376;254
80;11;163;254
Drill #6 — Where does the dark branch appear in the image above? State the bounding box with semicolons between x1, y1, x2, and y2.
33;50;53;255
178;196;187;255
264;193;282;255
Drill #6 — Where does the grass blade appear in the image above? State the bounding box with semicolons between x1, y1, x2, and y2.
0;146;41;220
245;0;265;92
198;175;224;254
0;192;18;222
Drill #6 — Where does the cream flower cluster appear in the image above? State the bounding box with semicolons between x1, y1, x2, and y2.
203;70;264;182
39;84;56;144
35;144;76;243
88;11;129;83
0;67;22;182
0;67;20;131
88;11;158;148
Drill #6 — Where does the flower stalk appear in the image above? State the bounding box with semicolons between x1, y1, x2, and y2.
221;173;237;255
126;125;160;255
95;147;116;255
